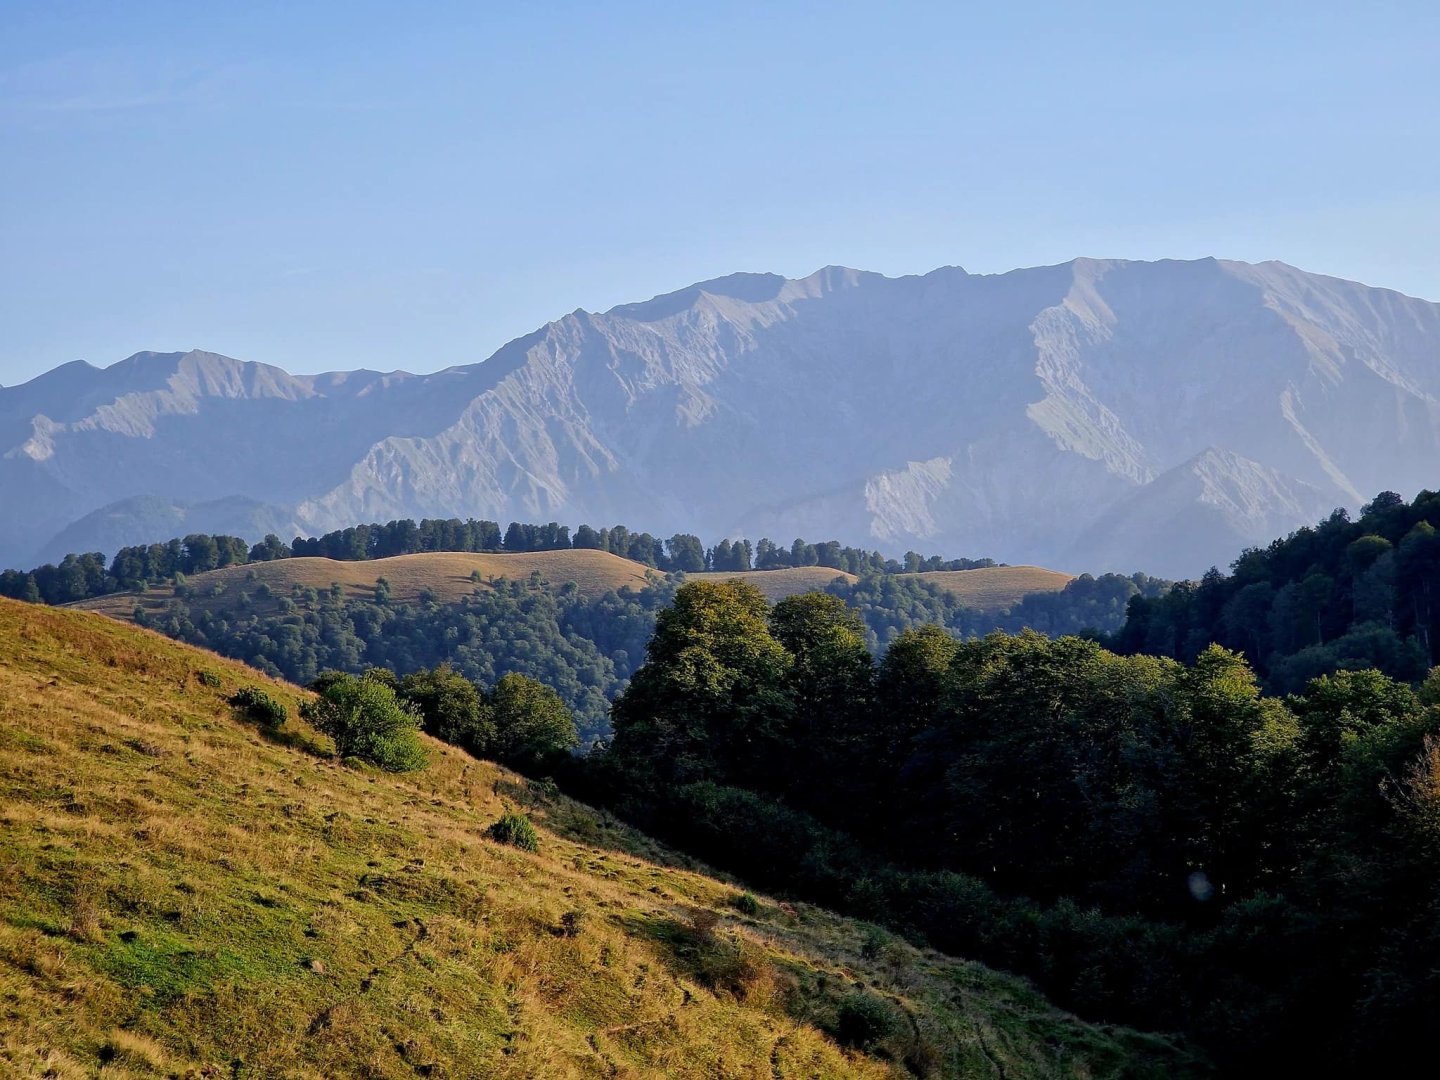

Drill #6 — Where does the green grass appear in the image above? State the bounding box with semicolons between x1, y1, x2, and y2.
0;598;1203;1078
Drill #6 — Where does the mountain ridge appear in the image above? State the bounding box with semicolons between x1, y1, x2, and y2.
0;596;1199;1076
6;256;1438;577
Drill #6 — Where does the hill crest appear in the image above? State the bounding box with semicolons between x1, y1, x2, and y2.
72;550;1072;624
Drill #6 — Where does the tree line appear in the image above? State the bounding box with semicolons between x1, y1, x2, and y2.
236;663;579;775
1112;489;1440;692
0;515;997;607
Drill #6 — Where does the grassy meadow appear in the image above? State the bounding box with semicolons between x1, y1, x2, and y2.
909;566;1072;612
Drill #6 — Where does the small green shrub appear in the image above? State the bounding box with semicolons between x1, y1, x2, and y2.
229;687;288;728
831;991;899;1050
860;924;888;961
733;892;761;917
196;670;222;689
487;812;539;852
559;910;584;937
301;670;427;772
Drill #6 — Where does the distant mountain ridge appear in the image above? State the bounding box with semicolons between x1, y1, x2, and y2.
6;256;1439;576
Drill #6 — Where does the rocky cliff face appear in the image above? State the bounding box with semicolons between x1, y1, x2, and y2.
6;257;1438;578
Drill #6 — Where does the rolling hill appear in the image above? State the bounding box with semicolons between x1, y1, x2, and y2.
910;566;1073;612
686;566;859;599
6;258;1440;578
76;549;663;622
74;551;1070;625
0;598;1200;1077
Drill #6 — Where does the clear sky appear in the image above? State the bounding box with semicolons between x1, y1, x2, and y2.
2;0;1437;384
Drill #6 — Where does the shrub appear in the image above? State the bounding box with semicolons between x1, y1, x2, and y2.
301;670;427;772
559;911;584;937
860;924;888;961
733;892;761;917
831;991;899;1050
488;811;539;852
229;687;288;728
196;670;221;688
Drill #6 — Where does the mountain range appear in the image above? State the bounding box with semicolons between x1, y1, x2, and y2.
5;256;1438;578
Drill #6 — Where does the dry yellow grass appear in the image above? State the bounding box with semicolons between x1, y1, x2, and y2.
0;598;1198;1078
685;567;858;600
76;549;660;621
910;566;1073;612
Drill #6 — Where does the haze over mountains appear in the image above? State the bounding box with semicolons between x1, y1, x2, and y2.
4;256;1438;578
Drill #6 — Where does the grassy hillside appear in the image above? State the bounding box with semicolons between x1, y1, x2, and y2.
911;566;1072;612
0;598;1198;1078
686;566;859;599
78;555;1071;625
78;549;661;621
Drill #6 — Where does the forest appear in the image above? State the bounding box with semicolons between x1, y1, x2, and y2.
1113;489;1440;691
569;580;1440;1071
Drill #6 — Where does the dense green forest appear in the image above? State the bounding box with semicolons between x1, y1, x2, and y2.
1113;489;1440;692
563;579;1440;1071
0;515;998;606
139;577;675;743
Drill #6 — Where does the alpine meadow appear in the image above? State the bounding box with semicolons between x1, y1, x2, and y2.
6;4;1440;1077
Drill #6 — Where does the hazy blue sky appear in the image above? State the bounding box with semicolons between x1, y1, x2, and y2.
3;1;1437;384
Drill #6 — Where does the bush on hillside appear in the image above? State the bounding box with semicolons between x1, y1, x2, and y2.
301;670;427;772
398;664;495;752
229;686;287;728
831;991;900;1051
487;811;539;851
